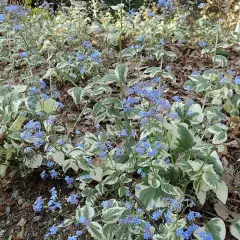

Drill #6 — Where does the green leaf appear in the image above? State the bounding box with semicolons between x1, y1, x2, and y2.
202;165;219;190
136;186;165;210
36;98;57;114
154;49;165;61
212;131;227;144
68;87;84;104
115;64;128;82
230;220;240;239
89;167;103;182
121;47;137;58
161;183;182;196
165;51;177;60
213;55;227;68
144;67;162;77
9;116;26;132
214;181;228;204
174;123;194;153
88;221;104;239
106;107;122;118
24;155;43;169
162;71;176;82
103;223;117;239
205;218;226;240
102;207;125;224
100;74;118;84
102;97;122;109
79;205;95;219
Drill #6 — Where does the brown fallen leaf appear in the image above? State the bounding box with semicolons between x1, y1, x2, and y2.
214;201;230;220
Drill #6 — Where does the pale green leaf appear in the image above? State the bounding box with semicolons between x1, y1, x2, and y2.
102;207;125;224
230;220;240;239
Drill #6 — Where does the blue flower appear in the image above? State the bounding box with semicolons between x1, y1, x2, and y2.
0;14;5;22
50;169;58;179
56;102;64;109
40;170;46;179
120;129;128;137
115;148;121;157
160;39;166;45
101;200;110;208
76;231;83;236
152;210;162;220
220;77;227;85
176;228;184;237
172;96;182;102
76;53;85;61
57;139;65;145
68;236;77;240
137;36;144;42
125;201;132;209
40;93;49;100
234;76;240;84
19;52;28;58
83;40;92;48
198;3;206;8
129;9;136;15
24;147;32;153
148;148;158;158
147;10;154;17
78;216;88;225
75;130;81;135
199;41;207;47
66;193;79;205
33;196;43;212
65;176;75;185
49;225;58;235
13;25;21;31
34;131;44;138
47;161;54;168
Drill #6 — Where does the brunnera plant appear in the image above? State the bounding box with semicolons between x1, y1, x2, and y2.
0;1;240;240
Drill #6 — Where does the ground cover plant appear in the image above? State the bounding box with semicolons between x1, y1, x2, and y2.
0;0;240;239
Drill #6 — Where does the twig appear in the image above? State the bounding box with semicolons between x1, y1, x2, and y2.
131;194;161;235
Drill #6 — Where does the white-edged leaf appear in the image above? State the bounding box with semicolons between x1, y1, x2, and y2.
215;181;228;204
213;55;227;68
102;207;125;224
230;220;240;239
68;87;84;104
88;221;104;239
115;64;128;82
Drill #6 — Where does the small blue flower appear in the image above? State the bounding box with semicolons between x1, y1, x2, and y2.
24;147;32;153
198;3;206;8
120;129;128;137
66;193;79;205
49;225;58;235
65;176;75;185
33;196;43;212
101;200;110;209
0;14;5;22
19;52;28;58
47;160;54;168
40;170;46;179
125;201;132;210
13;25;21;31
199;41;207;47
50;169;58;179
220;77;227;85
129;9;136;15
75;130;81;135
152;210;162;220
57;139;65;145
